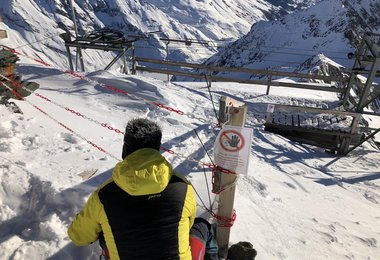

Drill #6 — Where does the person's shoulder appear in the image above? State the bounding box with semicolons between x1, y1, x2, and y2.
172;172;192;185
95;178;115;193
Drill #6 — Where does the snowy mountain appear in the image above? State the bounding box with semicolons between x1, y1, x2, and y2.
205;0;380;73
0;0;321;71
1;1;380;259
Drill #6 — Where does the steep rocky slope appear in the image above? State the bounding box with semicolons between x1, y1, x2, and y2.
206;0;380;73
0;0;318;69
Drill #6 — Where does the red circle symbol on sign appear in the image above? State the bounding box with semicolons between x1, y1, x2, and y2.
219;130;245;152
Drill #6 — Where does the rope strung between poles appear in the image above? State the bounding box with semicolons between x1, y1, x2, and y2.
194;129;213;210
193;184;236;228
2;51;239;227
2;72;231;174
7;48;220;127
3;77;237;226
7;47;267;127
0;73;234;174
0;80;120;161
1;72;241;178
0;74;127;135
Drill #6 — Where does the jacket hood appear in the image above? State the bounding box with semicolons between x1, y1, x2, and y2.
112;148;172;196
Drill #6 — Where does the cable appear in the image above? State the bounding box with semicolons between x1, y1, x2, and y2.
204;75;220;125
193;184;212;212
11;33;63;49
0;79;119;161
193;129;215;210
193;129;215;166
202;165;213;210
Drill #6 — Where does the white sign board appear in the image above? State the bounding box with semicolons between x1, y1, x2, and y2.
267;104;275;113
214;125;253;175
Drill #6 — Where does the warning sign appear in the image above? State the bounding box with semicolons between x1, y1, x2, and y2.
220;130;245;152
214;125;253;175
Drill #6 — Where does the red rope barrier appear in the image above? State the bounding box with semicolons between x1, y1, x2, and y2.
8;49;217;126
0;80;119;161
210;210;237;227
2;52;240;225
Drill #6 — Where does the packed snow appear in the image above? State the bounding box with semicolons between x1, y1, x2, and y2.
1;0;380;258
0;50;379;260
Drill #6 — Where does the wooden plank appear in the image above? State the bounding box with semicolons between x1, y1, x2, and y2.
136;66;345;93
135;56;346;82
137;65;205;79
264;123;363;151
265;123;360;137
159;37;210;46
215;103;247;257
0;30;7;40
344;128;380;155
264;103;365;154
360;111;380;116
350;114;361;134
65;42;129;52
272;104;361;117
364;34;380;57
345;68;380;77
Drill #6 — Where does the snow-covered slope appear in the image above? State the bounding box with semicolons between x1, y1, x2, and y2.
1;1;380;259
0;53;379;259
0;0;274;67
0;0;323;71
206;0;380;73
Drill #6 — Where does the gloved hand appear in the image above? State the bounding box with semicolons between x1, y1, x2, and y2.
227;241;257;260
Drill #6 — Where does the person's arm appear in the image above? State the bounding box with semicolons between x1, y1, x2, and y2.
187;184;197;227
68;191;103;246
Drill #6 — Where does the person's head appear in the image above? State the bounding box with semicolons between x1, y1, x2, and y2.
122;118;162;159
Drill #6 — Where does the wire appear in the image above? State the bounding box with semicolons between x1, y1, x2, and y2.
204;75;220;125
135;43;351;62
193;184;212;212
3;29;355;65
193;129;215;210
194;129;215;166
12;34;63;49
202;164;213;210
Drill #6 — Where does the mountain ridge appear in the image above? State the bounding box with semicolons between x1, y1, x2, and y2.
1;0;320;69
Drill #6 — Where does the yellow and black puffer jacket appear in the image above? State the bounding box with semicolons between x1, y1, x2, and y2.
68;148;197;260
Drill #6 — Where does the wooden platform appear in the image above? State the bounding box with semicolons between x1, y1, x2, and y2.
0;30;7;40
0;15;6;40
264;104;363;154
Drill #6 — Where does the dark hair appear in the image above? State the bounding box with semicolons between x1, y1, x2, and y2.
122;118;162;159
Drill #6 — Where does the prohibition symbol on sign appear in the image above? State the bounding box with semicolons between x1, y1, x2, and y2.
219;130;245;152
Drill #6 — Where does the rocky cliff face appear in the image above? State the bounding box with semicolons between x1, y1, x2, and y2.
206;0;379;73
202;0;379;111
1;0;321;69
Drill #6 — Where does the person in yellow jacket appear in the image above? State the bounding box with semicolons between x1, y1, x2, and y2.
68;118;196;260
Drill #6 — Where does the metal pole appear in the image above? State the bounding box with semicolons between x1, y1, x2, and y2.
357;58;380;112
59;32;74;71
66;45;74;71
166;41;169;83
68;0;85;72
344;128;380;155
131;44;136;75
266;75;272;95
123;47;127;74
104;49;128;70
342;36;367;106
